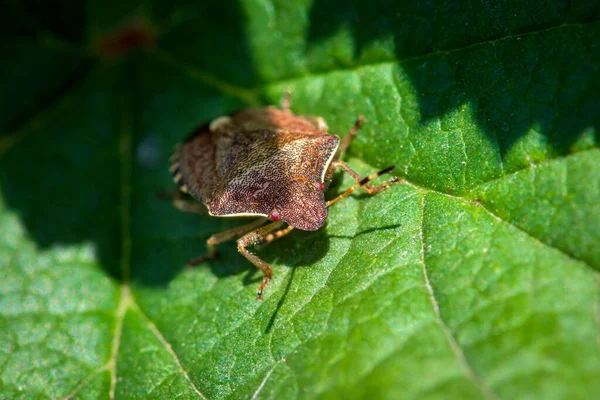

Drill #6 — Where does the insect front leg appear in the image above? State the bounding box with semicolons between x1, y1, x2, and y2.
334;116;365;161
326;163;400;207
323;116;365;184
188;218;268;265
331;160;400;195
326;116;399;198
237;221;293;299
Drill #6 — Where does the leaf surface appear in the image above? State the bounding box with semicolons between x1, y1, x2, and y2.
1;1;599;399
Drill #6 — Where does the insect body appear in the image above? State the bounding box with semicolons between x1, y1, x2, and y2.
169;103;399;299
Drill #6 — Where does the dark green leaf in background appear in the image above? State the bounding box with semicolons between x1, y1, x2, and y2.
1;0;599;399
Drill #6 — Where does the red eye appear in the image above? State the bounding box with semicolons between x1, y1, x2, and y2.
314;181;325;191
269;209;280;221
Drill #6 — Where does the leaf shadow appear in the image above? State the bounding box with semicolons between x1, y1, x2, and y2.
258;227;332;333
327;224;402;239
5;0;597;303
0;0;259;286
260;221;399;333
258;226;332;275
128;209;332;292
306;0;599;191
264;266;297;334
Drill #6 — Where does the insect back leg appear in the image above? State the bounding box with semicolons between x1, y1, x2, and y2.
188;218;268;265
237;221;294;299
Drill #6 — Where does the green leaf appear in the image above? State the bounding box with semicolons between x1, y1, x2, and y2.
1;1;599;399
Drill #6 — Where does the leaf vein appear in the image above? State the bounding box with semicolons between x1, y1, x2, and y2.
420;193;500;400
109;285;130;400
131;300;208;399
594;276;600;351
467;148;598;193
63;365;110;400
150;48;262;106
251;358;285;400
399;155;599;272
0;63;94;158
475;197;597;273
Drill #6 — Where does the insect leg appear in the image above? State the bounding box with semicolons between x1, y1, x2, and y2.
281;90;291;110
237;221;286;299
188;218;268;265
327;164;399;207
259;225;295;246
324;117;365;184
334;116;365;161
331;160;401;195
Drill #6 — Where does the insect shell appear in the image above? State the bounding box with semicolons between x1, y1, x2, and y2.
172;107;337;230
169;105;397;298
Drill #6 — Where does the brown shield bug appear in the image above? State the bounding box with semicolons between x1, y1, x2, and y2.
168;98;399;299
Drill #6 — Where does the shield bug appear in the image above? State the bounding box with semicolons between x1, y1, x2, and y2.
168;99;399;299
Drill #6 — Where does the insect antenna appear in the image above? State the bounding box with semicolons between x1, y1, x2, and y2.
326;165;399;207
281;90;291;110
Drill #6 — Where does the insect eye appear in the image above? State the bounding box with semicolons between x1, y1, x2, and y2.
314;181;325;191
269;209;280;221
